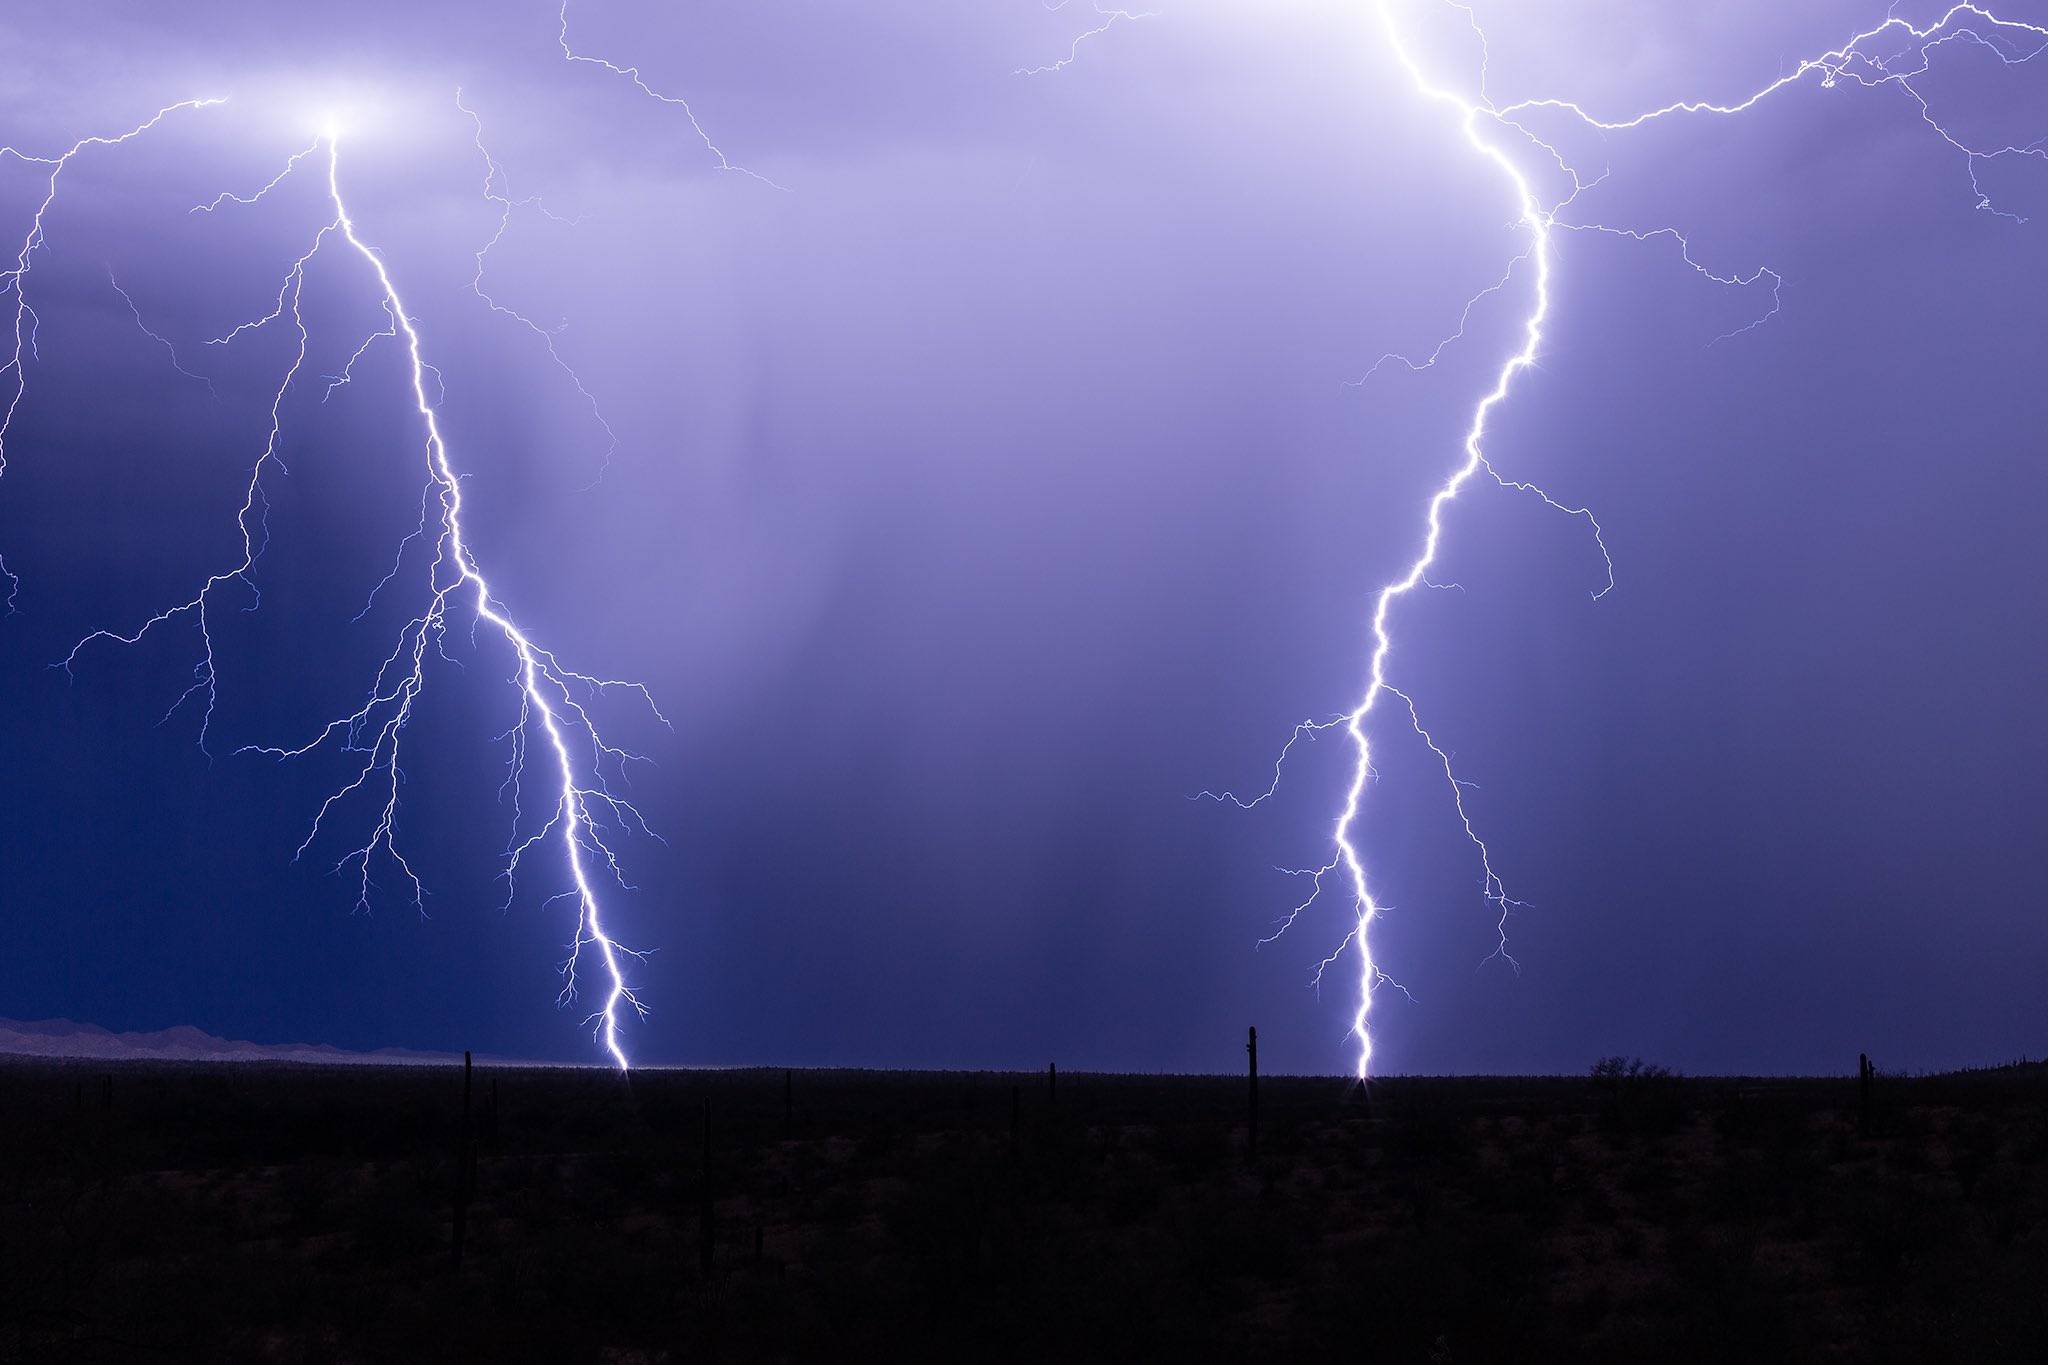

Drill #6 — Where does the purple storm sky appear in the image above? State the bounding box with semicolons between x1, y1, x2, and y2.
0;1;2043;1074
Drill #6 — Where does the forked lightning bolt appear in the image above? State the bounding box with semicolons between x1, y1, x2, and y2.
4;8;777;1065
557;0;785;191
10;5;2038;1077
40;116;664;1069
1215;1;2048;1079
1014;1;1160;77
1;99;226;612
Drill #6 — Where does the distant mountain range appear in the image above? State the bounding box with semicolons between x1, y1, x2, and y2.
0;1017;458;1065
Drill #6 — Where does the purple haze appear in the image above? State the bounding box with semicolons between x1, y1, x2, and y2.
0;1;2043;1074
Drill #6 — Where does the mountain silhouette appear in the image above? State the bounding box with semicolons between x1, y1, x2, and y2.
0;1016;458;1065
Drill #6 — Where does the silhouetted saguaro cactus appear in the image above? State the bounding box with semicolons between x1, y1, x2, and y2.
1247;1026;1260;1160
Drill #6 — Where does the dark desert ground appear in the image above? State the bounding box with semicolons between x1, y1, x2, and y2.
4;1052;2046;1362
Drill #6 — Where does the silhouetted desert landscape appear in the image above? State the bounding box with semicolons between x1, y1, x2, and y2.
4;1044;2045;1361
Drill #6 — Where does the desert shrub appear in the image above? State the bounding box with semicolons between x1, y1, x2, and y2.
1590;1056;1687;1136
1383;1097;1472;1171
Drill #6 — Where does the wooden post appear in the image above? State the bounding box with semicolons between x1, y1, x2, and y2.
1858;1052;1872;1130
1048;1061;1057;1106
699;1098;715;1277
1246;1026;1259;1160
452;1050;474;1266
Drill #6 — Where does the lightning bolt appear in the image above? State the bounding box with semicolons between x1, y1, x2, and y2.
6;0;782;1067
1015;1;1160;77
14;2;2037;1080
45;113;665;1069
313;134;660;1069
0;98;226;612
1215;0;2048;1080
557;0;787;192
107;266;220;399
458;90;619;485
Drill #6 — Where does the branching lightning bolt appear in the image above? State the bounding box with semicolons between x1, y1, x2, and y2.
458;90;621;485
1212;0;2048;1080
13;1;2041;1080
1015;1;1160;77
4;0;786;1065
42;116;666;1069
0;98;225;612
107;267;219;398
557;0;787;192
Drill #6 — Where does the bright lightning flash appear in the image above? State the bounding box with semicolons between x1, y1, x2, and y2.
47;119;664;1069
1216;1;2048;1080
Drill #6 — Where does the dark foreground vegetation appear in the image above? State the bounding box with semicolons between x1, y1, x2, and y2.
3;1054;2046;1362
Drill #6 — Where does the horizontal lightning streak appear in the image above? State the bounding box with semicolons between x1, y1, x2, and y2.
1015;1;1160;77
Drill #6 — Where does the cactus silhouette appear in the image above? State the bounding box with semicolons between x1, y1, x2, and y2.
1246;1026;1260;1160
